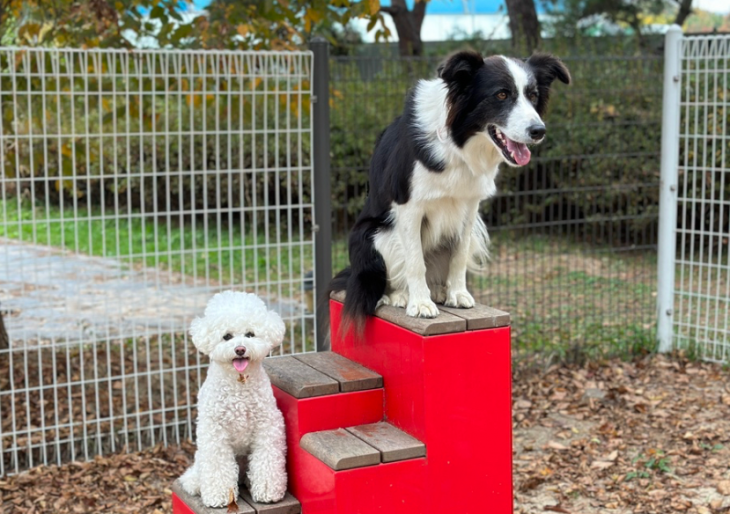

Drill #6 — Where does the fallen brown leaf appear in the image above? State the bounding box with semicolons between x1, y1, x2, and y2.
544;505;571;513
227;488;238;513
718;480;730;496
546;441;569;451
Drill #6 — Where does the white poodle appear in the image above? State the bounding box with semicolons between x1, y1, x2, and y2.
179;291;288;507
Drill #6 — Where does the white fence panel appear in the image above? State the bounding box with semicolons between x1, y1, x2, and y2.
659;32;730;361
0;48;314;475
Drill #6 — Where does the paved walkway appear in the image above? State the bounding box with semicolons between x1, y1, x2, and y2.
0;238;303;347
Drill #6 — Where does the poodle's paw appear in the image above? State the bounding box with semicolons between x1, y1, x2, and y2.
200;483;238;509
406;297;440;318
178;466;200;495
444;288;475;309
430;285;447;305
249;478;287;504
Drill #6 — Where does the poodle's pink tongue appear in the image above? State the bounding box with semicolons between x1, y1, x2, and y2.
233;358;249;373
504;137;531;165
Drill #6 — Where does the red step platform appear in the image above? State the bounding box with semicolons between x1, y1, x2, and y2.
173;296;512;514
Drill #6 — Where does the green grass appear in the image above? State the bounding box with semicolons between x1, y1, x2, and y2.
4;199;663;363
332;232;660;364
469;235;659;363
0;199;313;296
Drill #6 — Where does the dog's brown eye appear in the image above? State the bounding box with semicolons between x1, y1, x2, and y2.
223;333;233;341
496;91;508;100
245;331;255;338
529;92;538;102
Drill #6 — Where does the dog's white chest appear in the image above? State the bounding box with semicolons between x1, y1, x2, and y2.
404;161;497;248
411;161;496;204
199;380;258;449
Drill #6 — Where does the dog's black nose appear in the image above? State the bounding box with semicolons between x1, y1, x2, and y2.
528;124;546;141
235;346;246;357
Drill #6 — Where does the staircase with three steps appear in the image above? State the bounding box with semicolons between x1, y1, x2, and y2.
172;294;513;514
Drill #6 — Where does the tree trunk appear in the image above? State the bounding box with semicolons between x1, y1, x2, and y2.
505;0;541;53
381;0;426;57
0;310;8;351
673;0;692;27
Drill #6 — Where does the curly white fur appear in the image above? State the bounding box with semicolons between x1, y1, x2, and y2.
179;291;288;507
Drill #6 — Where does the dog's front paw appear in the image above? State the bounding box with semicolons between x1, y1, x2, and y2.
249;480;287;504
406;297;440;318
444;289;475;308
178;466;200;495
201;483;238;508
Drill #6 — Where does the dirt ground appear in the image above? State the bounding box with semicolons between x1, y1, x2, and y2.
1;353;729;514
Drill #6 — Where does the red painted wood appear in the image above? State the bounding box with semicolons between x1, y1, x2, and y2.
329;302;428;441
272;386;384;438
272;386;385;512
333;458;427;514
330;299;514;514
172;492;195;514
174;302;512;514
278;443;427;514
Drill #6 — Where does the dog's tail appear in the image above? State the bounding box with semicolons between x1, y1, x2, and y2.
467;215;491;273
327;234;387;338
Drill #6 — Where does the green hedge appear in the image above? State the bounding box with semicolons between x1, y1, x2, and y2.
0;51;312;229
329;42;666;246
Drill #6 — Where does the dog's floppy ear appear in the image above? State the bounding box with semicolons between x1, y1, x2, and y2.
189;316;216;355
438;50;485;86
526;53;571;116
266;309;286;350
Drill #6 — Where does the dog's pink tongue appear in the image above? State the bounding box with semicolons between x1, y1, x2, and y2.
233;358;248;373
504;137;531;166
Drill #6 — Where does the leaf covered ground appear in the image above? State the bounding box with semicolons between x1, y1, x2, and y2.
1;354;729;514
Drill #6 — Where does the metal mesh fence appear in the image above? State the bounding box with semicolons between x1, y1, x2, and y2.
0;48;314;475
673;35;730;362
330;51;663;362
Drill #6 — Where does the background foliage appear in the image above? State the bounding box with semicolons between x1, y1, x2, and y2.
330;37;665;246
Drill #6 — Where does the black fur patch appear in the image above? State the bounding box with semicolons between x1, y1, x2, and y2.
442;55;518;148
525;54;571;116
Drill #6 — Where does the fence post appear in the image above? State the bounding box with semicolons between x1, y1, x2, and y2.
656;25;683;353
310;37;332;352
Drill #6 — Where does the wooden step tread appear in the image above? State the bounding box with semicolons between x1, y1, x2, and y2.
330;290;510;335
264;354;382;399
263;356;339;399
300;423;426;470
300;428;381;471
172;480;301;514
294;351;383;393
346;422;426;463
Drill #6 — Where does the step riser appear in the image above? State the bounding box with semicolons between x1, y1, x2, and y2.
291;446;428;514
272;386;384;438
272;386;389;512
330;300;514;514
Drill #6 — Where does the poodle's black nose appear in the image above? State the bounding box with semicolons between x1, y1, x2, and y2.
235;346;246;357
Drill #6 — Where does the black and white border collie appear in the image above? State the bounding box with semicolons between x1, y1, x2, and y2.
330;50;571;331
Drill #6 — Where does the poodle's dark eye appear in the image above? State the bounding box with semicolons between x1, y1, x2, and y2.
245;331;255;338
222;333;233;341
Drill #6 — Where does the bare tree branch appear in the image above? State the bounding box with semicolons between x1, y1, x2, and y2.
505;0;541;52
673;0;693;27
379;0;426;56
